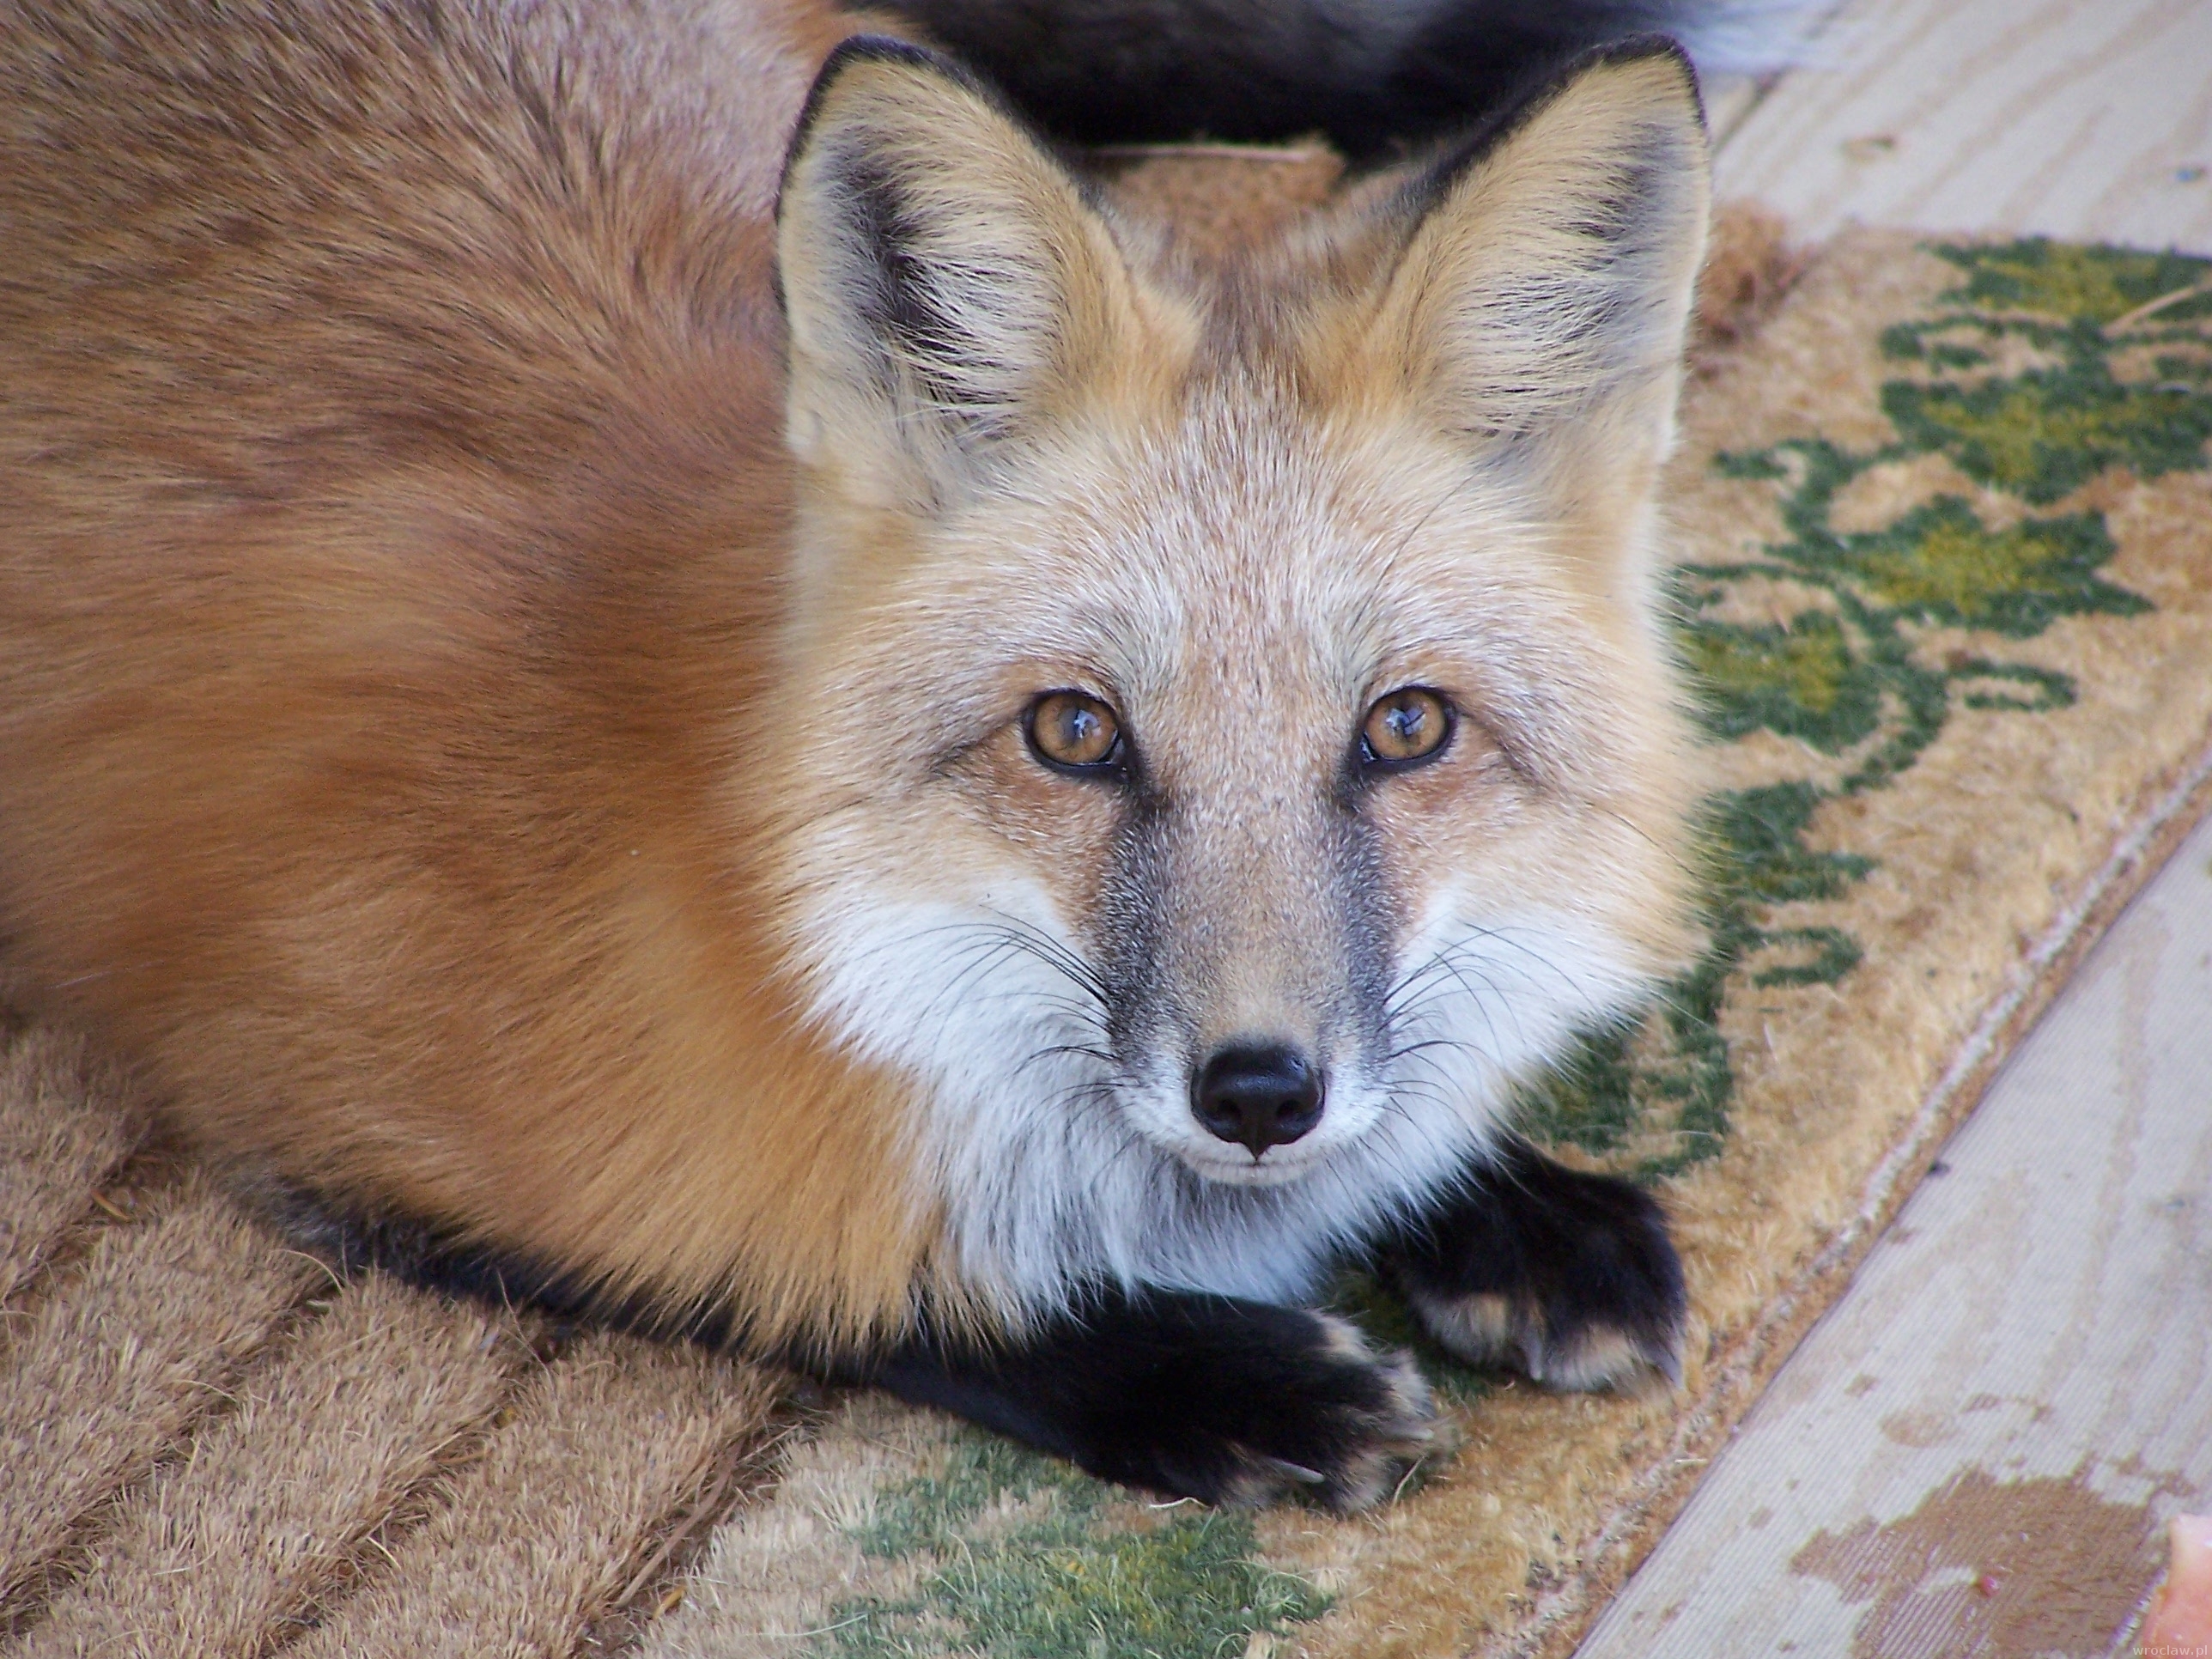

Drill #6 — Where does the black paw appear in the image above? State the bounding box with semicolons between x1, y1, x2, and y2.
1080;1302;1438;1511
1382;1138;1686;1393
872;1292;1436;1512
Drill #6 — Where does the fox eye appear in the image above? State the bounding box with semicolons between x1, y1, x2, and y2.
1360;687;1453;769
1024;690;1124;775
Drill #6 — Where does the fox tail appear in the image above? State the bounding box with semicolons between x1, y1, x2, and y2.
872;0;1824;156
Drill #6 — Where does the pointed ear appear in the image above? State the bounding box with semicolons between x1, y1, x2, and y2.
776;39;1150;507
1361;40;1711;492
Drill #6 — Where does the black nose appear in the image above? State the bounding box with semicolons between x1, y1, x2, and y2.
1192;1043;1324;1158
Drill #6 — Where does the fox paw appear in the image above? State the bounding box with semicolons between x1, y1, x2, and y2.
873;1291;1437;1511
1406;1280;1682;1393
1389;1142;1686;1394
1157;1310;1438;1512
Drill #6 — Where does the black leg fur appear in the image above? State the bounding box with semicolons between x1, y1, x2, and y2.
262;1161;1671;1505
259;1182;1434;1510
245;1180;745;1346
1378;1137;1687;1391
862;1289;1435;1511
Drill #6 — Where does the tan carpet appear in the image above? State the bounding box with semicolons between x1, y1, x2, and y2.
3;164;2210;1658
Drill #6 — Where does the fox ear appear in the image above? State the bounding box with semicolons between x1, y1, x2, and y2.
1361;41;1710;507
777;39;1144;507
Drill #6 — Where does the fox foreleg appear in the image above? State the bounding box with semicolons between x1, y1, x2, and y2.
860;1143;1682;1509
1381;1138;1688;1393
864;1289;1437;1511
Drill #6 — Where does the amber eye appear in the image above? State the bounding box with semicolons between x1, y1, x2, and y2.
1361;687;1453;769
1024;690;1125;774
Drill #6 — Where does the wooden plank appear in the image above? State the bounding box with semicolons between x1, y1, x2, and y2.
1576;805;2212;1658
1712;0;2212;255
1699;72;1768;152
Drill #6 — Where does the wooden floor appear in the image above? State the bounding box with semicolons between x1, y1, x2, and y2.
1575;3;2212;1653
1577;802;2212;1657
1713;0;2212;255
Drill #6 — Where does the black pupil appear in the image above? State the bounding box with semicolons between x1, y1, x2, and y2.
1382;698;1427;749
1062;705;1101;752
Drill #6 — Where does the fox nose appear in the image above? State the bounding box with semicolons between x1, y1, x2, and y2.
1192;1043;1323;1158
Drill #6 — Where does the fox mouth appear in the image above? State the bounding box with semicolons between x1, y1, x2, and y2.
1174;1141;1329;1185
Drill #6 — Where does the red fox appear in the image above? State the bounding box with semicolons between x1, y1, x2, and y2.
0;0;1776;1507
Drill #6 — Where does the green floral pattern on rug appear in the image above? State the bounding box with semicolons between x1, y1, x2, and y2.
1525;240;2203;1181
811;1433;1329;1658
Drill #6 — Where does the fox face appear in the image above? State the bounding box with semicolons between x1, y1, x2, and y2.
770;41;1710;1316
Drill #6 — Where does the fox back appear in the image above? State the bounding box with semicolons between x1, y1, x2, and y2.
0;0;1709;1362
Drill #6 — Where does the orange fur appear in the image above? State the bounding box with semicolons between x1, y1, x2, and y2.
0;0;952;1353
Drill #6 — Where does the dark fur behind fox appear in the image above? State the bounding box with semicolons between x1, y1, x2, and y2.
877;0;1804;154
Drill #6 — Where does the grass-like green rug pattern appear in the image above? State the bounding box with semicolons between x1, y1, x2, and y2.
1531;239;2205;1181
3;230;2209;1659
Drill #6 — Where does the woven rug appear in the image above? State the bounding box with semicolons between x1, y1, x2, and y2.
3;191;2211;1656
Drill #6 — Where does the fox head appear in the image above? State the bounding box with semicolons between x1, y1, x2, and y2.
765;38;1709;1315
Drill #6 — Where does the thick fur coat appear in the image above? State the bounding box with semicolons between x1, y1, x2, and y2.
1;0;1724;1504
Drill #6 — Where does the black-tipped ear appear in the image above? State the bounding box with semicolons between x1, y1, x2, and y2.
1365;38;1711;448
776;37;1146;505
776;35;957;225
